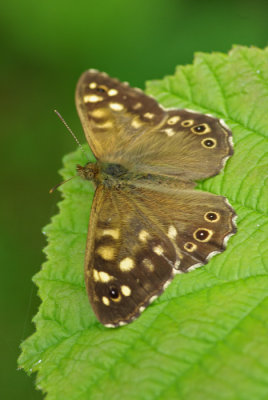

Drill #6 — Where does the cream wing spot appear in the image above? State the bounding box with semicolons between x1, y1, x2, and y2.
84;94;104;103
102;296;110;306
89;82;97;89
168;225;177;240
119;257;135;272
139;230;150;243
153;245;164;256
132;102;142;110
109;102;124;111
98;228;120;239
90;108;109;119
144;112;154;119
121;285;131;296
142;258;154;271
167;116;180;125
131;118;143;129
94;120;114;129
93;269;99;281
164;128;175;137
108;88;118;96
96;246;115;260
99;271;114;283
93;269;114;283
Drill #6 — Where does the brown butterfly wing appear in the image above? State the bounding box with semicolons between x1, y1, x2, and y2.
85;185;176;327
85;182;236;327
123;108;233;181
129;183;237;272
75;70;165;160
75;70;233;181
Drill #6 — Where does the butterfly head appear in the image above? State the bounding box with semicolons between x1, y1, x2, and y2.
77;162;99;182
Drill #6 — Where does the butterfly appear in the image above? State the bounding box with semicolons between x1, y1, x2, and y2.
75;69;237;327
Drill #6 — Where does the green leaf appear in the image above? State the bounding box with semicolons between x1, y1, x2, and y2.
19;46;268;400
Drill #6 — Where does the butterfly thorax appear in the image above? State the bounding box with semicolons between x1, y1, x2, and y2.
77;161;143;187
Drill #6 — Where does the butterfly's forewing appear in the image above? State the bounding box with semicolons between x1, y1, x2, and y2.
125;109;233;180
75;70;165;160
76;70;233;181
85;183;236;327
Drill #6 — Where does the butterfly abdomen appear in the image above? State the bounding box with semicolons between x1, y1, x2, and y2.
100;162;178;190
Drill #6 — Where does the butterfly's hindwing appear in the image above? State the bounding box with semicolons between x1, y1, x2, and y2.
84;182;236;327
75;70;237;327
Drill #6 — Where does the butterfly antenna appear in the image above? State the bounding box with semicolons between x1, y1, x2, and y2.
49;177;74;194
50;110;89;194
54;109;89;161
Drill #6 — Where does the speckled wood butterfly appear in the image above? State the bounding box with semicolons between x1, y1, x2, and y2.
75;69;237;328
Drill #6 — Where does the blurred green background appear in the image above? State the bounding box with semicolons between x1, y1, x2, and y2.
1;0;267;398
